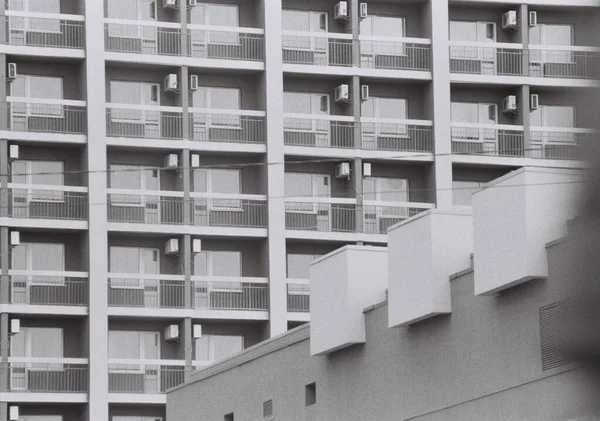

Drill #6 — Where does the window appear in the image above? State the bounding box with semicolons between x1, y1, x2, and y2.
106;0;156;21
451;101;498;142
453;180;486;206
194;250;242;291
109;246;159;289
360;15;405;38
19;417;63;421
449;21;496;43
305;382;316;406
282;10;327;51
109;81;159;123
285;172;330;212
8;0;61;32
11;327;63;358
11;160;64;202
529;24;573;64
362;97;407;120
10;75;63;117
11;242;65;288
193;168;241;209
283;92;330;135
190;4;239;45
194;335;243;362
363;177;409;202
192;87;241;127
110;164;159;206
108;330;160;360
530;105;574;128
287;254;322;279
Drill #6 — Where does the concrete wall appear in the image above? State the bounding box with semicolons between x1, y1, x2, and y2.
17;317;87;358
108;319;185;360
16;232;87;271
107;236;181;275
367;82;429;120
453;165;514;183
449;6;519;43
283;78;353;117
281;0;348;33
451;86;523;125
284;161;354;198
105;67;182;107
14;145;86;186
368;1;426;38
187;73;262;110
195;154;266;195
11;61;86;100
19;404;86;421
195;238;268;277
189;0;259;28
190;321;265;359
107;150;180;191
367;162;432;203
109;404;165;420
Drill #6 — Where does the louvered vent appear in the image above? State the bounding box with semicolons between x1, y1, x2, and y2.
539;299;577;371
263;399;273;419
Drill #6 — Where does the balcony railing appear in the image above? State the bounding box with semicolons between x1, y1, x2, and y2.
287;282;309;312
8;184;88;220
189;109;266;143
285;197;357;233
192;277;269;311
108;360;185;394
530;127;597;160
359;36;432;71
106;104;184;139
8;271;88;306
451;123;526;157
284;114;355;148
282;32;353;67
360;118;434;152
362;201;434;234
449;43;526;76
7;98;87;134
528;46;600;80
104;19;182;56
4;13;85;49
187;25;264;61
107;189;185;225
190;193;268;228
108;274;186;309
7;359;88;393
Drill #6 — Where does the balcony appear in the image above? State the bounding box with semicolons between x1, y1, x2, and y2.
359;37;432;71
190;193;268;229
106;104;184;140
287;282;309;313
449;42;526;76
7;359;88;393
107;190;185;225
189;109;266;144
9;185;88;221
360;118;434;153
108;360;185;394
528;46;600;80
108;274;186;309
104;20;182;56
7;98;87;136
362;201;435;235
282;32;353;67
285;198;357;233
530;127;597;160
8;271;88;307
187;26;265;61
283;114;355;149
4;12;85;50
191;277;269;311
451;123;525;157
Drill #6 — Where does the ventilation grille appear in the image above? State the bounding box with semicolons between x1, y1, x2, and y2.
539;299;578;371
263;399;273;419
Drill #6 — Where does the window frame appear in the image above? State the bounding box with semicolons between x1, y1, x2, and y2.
109;164;161;207
282;9;328;53
193;250;243;292
10;74;64;118
109;80;161;125
190;3;240;47
450;101;499;144
11;160;65;203
284;172;331;214
193;168;243;211
452;180;486;206
192;86;242;131
11;242;66;289
8;0;62;34
108;330;161;376
529;24;574;65
360;14;407;58
286;253;322;280
109;246;160;290
194;334;244;363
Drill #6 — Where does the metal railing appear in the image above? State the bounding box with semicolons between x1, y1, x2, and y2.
190;193;268;228
104;21;182;56
362;202;434;234
192;278;269;311
449;44;526;76
282;33;353;66
360;119;434;152
106;105;184;139
187;27;264;61
4;14;85;49
8;272;88;306
107;190;185;225
451;125;526;157
7;100;87;134
287;283;310;312
530;128;597;160
285;198;357;233
189;110;266;143
7;360;88;392
8;186;88;220
360;39;432;71
284;116;355;148
528;47;600;80
108;362;185;393
108;275;186;309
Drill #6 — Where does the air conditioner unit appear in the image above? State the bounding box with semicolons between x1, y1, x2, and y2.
164;73;178;93
502;95;518;114
333;1;349;21
188;0;197;6
192;238;202;253
528;11;538;27
165;238;180;255
190;75;199;91
334;84;350;104
530;94;539;110
501;11;518;30
165;153;179;169
363;162;372;177
335;162;351;179
9;144;18;160
9;406;18;421
7;63;17;81
359;2;368;19
163;0;177;8
10;319;20;335
165;324;180;341
360;85;369;101
193;324;202;339
191;153;200;168
10;231;19;246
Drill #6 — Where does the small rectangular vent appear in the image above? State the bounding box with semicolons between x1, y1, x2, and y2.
263;399;273;419
539;299;577;371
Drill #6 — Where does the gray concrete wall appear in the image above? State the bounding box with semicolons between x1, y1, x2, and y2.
15;145;86;186
367;162;432;203
107;236;181;275
283;78;354;117
194;154;266;195
107;150;179;191
195;238;268;278
17;317;87;358
109;404;165;420
367;1;426;38
105;67;182;107
10;61;86;100
108;320;185;360
16;232;87;271
534;89;597;129
449;6;517;43
285;161;354;199
187;73;261;110
366;83;428;120
190;321;265;359
451;86;523;126
19;404;86;421
453;165;514;183
281;0;348;34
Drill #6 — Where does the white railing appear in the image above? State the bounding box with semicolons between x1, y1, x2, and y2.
8;270;88;306
450;123;526;157
4;12;85;49
6;358;88;392
287;282;309;312
191;276;269;311
189;192;268;228
8;183;88;220
285;197;357;233
108;273;186;309
449;42;526;76
282;31;353;66
107;189;185;225
106;103;184;139
360;118;434;152
528;45;600;80
362;201;434;234
284;114;355;148
7;97;87;134
104;19;182;56
108;359;186;394
530;126;597;160
189;108;266;144
187;25;264;61
359;36;432;71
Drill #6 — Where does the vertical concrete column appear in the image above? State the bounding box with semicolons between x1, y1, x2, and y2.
180;1;189;58
262;0;287;337
84;0;109;419
350;0;360;67
351;76;363;237
183;317;193;381
0;140;9;308
428;0;453;209
0;306;9;399
519;4;530;76
520;84;531;157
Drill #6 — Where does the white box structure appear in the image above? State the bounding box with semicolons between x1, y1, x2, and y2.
388;209;473;328
309;246;388;356
473;167;584;296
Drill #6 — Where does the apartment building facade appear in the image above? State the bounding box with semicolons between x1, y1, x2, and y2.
0;0;597;420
